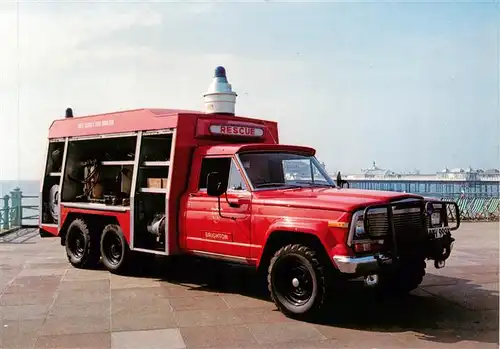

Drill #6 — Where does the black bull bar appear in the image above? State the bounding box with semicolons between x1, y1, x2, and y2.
361;198;460;264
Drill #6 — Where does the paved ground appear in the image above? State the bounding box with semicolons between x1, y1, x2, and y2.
0;223;498;349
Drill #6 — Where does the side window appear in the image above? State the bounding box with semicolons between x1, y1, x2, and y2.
228;160;248;191
198;157;231;190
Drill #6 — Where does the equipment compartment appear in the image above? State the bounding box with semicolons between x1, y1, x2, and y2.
60;135;137;206
40;140;65;224
134;191;166;251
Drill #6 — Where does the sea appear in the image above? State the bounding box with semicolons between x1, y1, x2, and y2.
0;180;40;226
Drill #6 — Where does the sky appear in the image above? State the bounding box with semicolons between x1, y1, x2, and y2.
0;0;498;180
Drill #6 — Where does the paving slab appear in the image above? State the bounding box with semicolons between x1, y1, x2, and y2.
35;332;111;349
0;222;497;349
111;329;185;349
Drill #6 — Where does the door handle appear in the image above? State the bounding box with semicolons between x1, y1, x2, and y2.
227;197;251;208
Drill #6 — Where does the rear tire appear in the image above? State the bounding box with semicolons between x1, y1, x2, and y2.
268;244;326;319
65;218;100;268
100;224;130;274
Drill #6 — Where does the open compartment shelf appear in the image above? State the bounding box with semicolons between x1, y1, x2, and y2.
41;140;65;225
41;174;61;224
137;165;170;195
61;136;137;206
134;193;166;251
139;188;168;194
141;133;173;163
142;161;171;167
101;160;135;166
46;141;65;175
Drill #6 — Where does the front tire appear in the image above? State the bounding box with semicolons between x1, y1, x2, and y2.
379;259;426;295
268;244;326;319
100;224;130;274
65;218;100;268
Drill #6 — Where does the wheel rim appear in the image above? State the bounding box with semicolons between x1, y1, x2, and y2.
103;233;122;266
68;228;85;259
273;255;314;307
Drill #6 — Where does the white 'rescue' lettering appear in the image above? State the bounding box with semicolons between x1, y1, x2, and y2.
209;124;264;137
77;120;115;129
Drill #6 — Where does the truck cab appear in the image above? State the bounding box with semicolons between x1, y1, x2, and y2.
38;66;460;319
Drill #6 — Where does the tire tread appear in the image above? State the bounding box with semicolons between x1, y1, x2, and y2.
267;244;326;319
65;218;100;268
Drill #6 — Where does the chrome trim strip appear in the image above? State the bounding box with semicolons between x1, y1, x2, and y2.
191;250;256;265
347;210;362;247
129;131;142;249
234;154;255;191
68;132;137;141
57;138;69;232
131;247;169;256
39;138;50;227
143;129;175;136
186;236;261;248
333;254;391;274
164;128;177;255
61;202;130;212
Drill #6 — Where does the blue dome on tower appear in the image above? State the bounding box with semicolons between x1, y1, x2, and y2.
214;66;226;78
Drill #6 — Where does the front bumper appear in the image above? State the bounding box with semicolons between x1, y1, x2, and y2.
333;254;392;274
333;239;455;275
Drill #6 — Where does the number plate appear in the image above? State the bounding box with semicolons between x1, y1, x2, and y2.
428;226;451;239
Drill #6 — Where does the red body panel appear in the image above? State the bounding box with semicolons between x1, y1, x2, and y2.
59;205;132;243
252;187;421;213
42;107;424;269
48;109;279;141
40;224;58;236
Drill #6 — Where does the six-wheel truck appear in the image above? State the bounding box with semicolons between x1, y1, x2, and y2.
39;66;460;318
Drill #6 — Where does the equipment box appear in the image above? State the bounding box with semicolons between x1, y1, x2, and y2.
147;178;163;188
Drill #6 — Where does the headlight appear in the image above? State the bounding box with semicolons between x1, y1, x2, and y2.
354;217;365;237
351;212;368;239
430;212;441;226
427;203;443;227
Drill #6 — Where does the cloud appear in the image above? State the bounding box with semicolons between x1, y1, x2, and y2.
0;2;167;84
0;1;498;180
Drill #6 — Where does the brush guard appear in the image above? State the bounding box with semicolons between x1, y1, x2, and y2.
362;198;460;270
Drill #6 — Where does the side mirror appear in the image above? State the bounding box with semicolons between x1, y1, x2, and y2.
207;172;227;197
336;171;350;188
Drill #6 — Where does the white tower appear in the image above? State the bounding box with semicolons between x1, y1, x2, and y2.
203;66;237;115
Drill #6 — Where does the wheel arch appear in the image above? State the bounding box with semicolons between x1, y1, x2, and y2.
257;230;332;276
59;212;119;246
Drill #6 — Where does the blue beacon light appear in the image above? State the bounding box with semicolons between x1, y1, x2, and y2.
214;66;227;81
203;65;237;115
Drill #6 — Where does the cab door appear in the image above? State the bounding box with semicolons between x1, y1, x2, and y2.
184;156;253;260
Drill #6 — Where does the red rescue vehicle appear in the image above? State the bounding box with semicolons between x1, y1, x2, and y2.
39;66;460;318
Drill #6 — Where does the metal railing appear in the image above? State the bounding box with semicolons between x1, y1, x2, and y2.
0;188;39;234
441;195;500;222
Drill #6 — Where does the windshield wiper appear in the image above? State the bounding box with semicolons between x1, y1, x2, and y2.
255;182;302;189
304;183;336;188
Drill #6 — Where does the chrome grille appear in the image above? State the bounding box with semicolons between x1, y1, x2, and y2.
365;206;425;237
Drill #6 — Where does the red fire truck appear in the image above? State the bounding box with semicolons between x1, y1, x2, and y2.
39;66;459;318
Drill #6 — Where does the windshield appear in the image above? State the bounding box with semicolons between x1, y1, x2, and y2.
238;152;336;189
